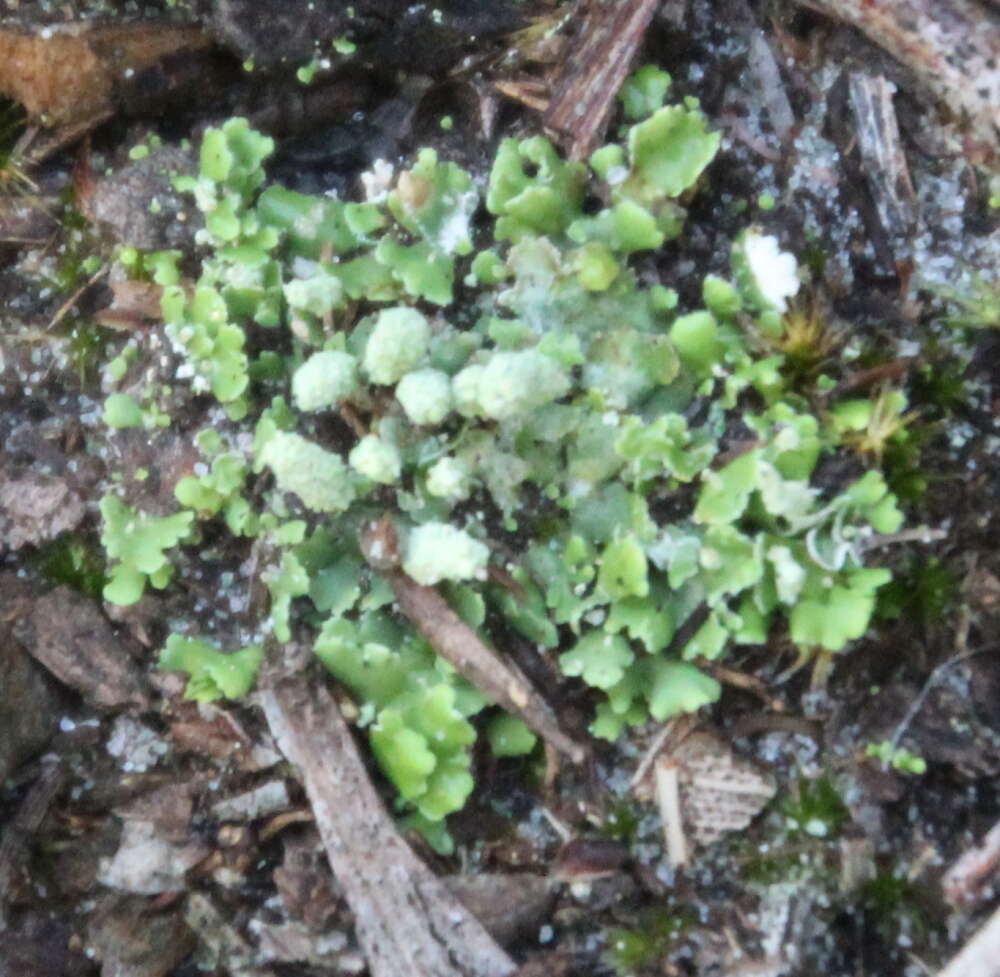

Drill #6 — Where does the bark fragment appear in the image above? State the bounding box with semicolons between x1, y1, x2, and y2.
14;586;151;711
261;675;517;977
802;0;1000;154
848;72;917;268
0;761;63;929
543;0;660;159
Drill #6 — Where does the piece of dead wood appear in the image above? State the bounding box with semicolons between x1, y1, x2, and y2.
260;675;517;977
13;585;150;711
0;21;210;128
0;196;58;246
0;761;63;930
847;73;917;263
936;900;1000;977
800;0;1000;156
542;0;660;159
942;818;1000;908
360;518;588;764
0;467;86;551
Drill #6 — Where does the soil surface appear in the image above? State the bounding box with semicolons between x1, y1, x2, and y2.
3;2;1000;976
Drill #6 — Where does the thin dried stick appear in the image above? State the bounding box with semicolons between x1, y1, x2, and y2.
45;260;108;332
261;676;516;977
886;645;998;761
856;526;948;554
360;518;588;765
629;715;696;792
654;760;688;868
543;0;660;159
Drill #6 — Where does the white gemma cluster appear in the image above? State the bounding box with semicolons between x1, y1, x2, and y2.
453;349;570;420
292;350;358;411
363;306;430;385
401;522;489;586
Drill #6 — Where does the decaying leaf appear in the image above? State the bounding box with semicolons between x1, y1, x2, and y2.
638;728;776;854
671;731;777;845
0;21;210;127
94;279;166;332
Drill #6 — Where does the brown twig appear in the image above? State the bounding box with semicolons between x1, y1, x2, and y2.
45;260;108;332
822;357;915;399
260;676;516;977
359;518;588;765
886;645;999;763
543;0;660;159
696;660;787;713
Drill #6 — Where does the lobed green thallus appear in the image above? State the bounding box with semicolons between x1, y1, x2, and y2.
97;67;903;846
